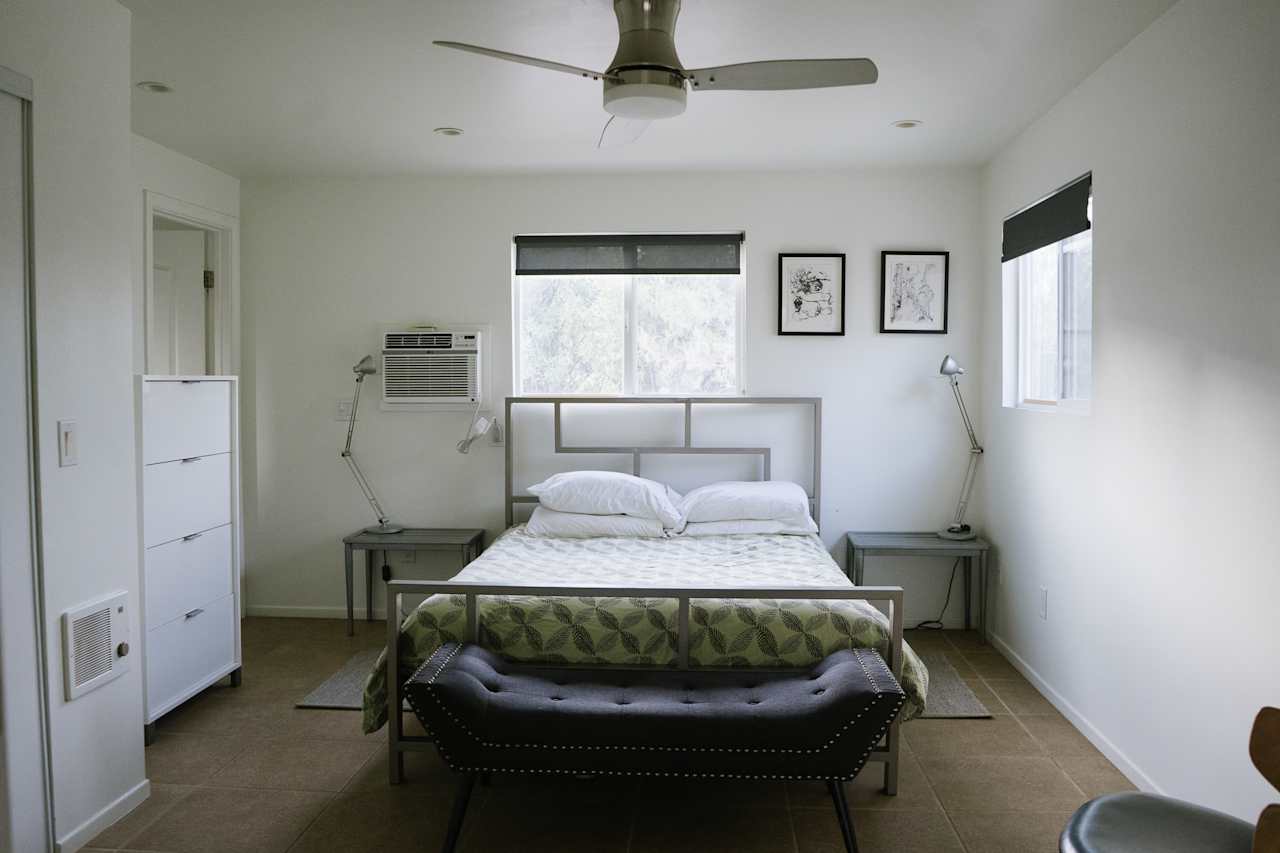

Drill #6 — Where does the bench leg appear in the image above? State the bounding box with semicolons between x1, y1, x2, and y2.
827;779;859;853
441;773;476;853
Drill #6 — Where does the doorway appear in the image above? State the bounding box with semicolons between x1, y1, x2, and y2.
0;65;54;853
144;193;238;377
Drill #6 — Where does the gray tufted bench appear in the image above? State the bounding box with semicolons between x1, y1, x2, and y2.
405;642;907;853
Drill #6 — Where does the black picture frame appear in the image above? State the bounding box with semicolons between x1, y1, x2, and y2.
880;250;950;334
778;253;846;336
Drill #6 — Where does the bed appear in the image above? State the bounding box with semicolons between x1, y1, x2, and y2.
363;396;929;793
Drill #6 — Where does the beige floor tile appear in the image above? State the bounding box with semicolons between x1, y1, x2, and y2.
904;717;1042;757
793;808;963;853
127;786;331;853
920;756;1087;812
459;788;634;853
903;630;953;652
940;651;978;676
145;732;247;785
959;678;1012;715
630;803;793;853
87;784;194;849
286;787;455;853
961;652;1023;680
949;810;1075;852
207;737;378;792
635;777;788;809
787;754;941;812
1020;715;1103;758
986;678;1058;715
943;630;989;653
342;746;457;793
1055;755;1137;797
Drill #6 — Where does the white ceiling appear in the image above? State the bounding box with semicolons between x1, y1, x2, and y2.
122;0;1174;178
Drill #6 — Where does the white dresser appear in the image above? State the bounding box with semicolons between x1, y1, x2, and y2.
136;376;242;741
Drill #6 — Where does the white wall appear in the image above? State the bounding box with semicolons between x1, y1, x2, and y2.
241;169;984;625
979;0;1280;821
0;1;149;849
131;134;239;374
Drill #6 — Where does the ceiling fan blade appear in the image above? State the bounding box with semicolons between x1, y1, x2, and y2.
433;41;611;81
686;58;878;91
597;115;651;149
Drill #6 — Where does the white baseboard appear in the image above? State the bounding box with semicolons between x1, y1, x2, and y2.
987;631;1161;795
57;778;150;853
245;604;388;620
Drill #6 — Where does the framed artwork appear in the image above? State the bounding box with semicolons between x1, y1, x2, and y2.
778;253;845;335
880;250;949;334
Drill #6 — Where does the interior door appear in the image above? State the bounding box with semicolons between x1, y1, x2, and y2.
0;80;53;853
151;227;206;375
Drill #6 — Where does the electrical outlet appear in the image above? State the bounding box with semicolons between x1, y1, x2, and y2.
335;399;354;422
490;418;504;446
1039;586;1048;620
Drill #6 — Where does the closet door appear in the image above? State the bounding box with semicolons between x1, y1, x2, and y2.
0;80;53;853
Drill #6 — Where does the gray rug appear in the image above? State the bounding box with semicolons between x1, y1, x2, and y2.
297;648;398;710
919;652;992;719
298;648;991;718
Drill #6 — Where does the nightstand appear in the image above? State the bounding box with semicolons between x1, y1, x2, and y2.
846;532;991;641
342;528;485;636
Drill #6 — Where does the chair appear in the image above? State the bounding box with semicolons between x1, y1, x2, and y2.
1061;707;1279;853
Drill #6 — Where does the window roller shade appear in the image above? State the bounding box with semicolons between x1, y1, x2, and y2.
515;233;744;275
1002;174;1092;263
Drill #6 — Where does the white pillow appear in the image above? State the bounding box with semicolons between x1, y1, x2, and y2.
527;470;683;528
525;506;667;538
679;518;818;537
679;480;814;526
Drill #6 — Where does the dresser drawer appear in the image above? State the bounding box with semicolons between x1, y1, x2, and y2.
145;524;233;628
142;380;231;464
146;592;236;716
143;453;231;547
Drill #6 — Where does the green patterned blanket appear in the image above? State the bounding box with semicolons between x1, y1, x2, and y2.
361;527;929;733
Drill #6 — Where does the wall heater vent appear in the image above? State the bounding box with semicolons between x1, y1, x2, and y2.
62;590;130;701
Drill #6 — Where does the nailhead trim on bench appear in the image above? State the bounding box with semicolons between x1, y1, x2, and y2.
402;643;905;781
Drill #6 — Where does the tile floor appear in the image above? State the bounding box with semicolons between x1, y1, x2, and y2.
86;620;1135;852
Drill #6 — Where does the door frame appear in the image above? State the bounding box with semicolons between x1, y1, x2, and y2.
0;63;55;853
143;191;240;376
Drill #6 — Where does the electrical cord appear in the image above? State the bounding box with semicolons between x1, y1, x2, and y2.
913;557;962;630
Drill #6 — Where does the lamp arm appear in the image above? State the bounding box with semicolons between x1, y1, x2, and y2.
950;376;983;452
341;373;392;526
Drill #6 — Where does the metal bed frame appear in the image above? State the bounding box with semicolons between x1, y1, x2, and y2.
385;396;904;794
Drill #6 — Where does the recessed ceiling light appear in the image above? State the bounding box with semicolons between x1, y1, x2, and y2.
135;81;173;94
433;127;464;137
892;119;922;129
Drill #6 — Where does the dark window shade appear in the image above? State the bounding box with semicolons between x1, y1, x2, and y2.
515;233;744;275
1002;174;1092;263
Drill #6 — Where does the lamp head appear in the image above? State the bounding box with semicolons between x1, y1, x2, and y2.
352;355;376;376
939;355;965;377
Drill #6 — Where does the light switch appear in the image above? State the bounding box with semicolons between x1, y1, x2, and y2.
57;420;78;467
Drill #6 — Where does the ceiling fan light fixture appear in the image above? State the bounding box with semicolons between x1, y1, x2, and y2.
892;119;922;129
433;127;464;137
135;81;172;94
603;82;686;120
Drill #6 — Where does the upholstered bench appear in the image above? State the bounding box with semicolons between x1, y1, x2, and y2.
404;642;906;853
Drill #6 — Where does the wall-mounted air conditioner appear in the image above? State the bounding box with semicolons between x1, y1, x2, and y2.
381;327;482;406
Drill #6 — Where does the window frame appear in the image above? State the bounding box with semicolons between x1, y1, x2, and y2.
512;247;747;398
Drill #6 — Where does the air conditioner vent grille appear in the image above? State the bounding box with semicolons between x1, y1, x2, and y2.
381;328;482;405
62;590;130;701
72;608;113;686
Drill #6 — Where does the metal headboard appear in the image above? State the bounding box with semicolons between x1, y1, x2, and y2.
503;396;822;528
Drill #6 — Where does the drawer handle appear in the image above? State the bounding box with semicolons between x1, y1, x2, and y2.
180;379;201;384
182;532;202;542
184;608;204;619
179;456;201;464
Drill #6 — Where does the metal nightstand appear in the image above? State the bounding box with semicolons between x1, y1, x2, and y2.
342;528;485;636
846;532;992;641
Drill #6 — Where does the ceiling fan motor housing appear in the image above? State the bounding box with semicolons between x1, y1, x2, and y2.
604;0;687;119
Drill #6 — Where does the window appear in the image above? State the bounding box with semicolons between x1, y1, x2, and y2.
514;234;744;395
1002;174;1093;411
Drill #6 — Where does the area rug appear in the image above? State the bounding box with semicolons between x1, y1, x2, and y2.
918;652;992;719
300;647;991;718
297;648;390;710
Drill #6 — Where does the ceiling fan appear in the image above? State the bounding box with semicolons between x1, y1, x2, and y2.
434;0;878;147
